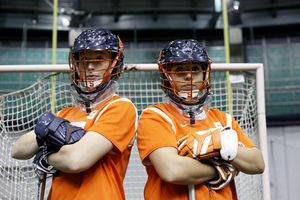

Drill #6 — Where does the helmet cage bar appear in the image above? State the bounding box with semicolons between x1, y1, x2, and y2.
69;50;123;93
159;61;211;104
111;35;124;80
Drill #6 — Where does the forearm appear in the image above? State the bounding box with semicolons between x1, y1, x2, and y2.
11;130;39;160
149;147;217;185
232;147;265;174
167;157;217;185
48;131;114;173
47;144;82;173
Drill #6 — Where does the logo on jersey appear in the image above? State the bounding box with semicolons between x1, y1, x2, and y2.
87;110;98;119
214;122;223;128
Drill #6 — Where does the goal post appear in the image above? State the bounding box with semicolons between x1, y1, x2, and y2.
0;63;270;200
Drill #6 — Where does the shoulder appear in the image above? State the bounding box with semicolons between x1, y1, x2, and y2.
105;95;137;111
94;95;138;121
139;103;176;132
110;95;135;104
93;95;136;111
140;103;172;120
208;108;228;119
56;107;76;117
141;103;167;114
209;108;225;116
206;108;233;127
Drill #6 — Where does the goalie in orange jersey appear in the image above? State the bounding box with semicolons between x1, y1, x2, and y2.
11;29;138;200
137;39;265;200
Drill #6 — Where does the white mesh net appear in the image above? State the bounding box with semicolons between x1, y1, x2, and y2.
0;66;264;200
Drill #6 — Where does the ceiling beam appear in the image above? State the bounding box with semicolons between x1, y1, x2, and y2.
69;0;81;27
271;0;277;18
191;0;197;21
113;0;120;22
152;0;158;21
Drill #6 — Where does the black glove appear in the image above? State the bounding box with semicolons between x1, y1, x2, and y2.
32;145;58;177
35;111;86;148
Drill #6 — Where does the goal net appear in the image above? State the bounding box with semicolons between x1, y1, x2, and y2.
0;63;270;200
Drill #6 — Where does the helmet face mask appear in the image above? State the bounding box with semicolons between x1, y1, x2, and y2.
158;39;212;124
68;29;124;113
70;50;121;93
160;61;210;105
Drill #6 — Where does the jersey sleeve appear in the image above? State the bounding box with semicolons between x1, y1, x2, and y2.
89;98;137;153
137;107;177;165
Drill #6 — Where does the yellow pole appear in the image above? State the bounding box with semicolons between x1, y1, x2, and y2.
222;0;230;64
51;0;58;113
222;0;233;115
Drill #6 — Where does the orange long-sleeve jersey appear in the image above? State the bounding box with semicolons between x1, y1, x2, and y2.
137;103;256;200
47;95;137;200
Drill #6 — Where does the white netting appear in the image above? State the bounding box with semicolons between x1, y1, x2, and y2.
0;66;264;200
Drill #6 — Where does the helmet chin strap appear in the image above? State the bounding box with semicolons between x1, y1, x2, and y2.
84;97;91;113
178;90;198;124
188;111;196;124
73;83;93;113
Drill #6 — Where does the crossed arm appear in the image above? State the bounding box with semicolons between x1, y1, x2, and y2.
11;130;114;173
231;147;265;174
148;146;217;185
47;131;113;173
148;145;265;185
11;130;39;160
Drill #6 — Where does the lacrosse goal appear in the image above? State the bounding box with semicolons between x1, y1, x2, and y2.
0;63;270;200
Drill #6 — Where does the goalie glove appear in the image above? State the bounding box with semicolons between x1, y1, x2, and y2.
177;126;238;161
205;158;239;190
35;111;87;148
33;145;58;178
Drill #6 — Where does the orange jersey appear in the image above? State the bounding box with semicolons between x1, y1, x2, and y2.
47;95;138;200
137;103;256;200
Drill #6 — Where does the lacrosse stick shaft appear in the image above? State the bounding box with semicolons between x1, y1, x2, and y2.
40;173;47;200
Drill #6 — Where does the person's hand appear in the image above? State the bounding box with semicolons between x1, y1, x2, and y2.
35;111;86;148
32;145;58;177
204;158;239;190
177;126;238;161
